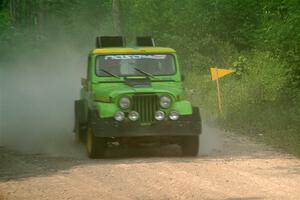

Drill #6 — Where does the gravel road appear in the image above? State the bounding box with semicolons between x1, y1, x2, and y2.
0;126;299;200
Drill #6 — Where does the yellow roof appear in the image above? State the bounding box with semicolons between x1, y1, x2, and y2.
91;47;176;54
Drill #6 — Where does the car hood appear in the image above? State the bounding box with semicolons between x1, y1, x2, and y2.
92;81;182;99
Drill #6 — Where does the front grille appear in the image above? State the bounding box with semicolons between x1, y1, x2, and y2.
132;94;159;123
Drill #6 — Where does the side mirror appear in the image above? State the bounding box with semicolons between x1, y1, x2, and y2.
181;75;185;82
81;78;87;88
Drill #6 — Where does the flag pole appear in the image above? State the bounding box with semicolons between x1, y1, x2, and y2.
215;67;223;115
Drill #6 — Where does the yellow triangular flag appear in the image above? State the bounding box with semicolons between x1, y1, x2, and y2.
210;67;235;80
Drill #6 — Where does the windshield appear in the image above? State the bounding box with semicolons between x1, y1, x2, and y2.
95;54;176;77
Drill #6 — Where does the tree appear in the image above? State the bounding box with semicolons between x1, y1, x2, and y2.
112;0;121;35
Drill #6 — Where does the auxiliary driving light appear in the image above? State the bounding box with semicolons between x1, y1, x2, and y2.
155;111;165;121
169;111;179;121
128;111;139;121
114;111;125;121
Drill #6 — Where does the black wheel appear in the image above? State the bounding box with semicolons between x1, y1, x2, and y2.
86;127;106;158
180;136;199;156
74;123;86;143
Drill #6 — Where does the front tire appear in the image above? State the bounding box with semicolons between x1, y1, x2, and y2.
180;136;199;156
86;127;106;158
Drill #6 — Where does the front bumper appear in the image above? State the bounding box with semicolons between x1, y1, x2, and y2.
91;114;202;137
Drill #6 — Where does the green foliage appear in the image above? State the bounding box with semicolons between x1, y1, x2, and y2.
184;50;300;156
0;5;12;46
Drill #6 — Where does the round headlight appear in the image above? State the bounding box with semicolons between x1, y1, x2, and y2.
119;96;131;109
114;111;125;121
128;111;139;121
169;111;179;121
160;95;172;109
155;111;165;121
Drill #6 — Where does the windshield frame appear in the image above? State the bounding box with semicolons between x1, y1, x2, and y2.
94;53;178;78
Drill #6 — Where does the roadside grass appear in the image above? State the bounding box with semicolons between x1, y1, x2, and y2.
257;129;300;157
218;121;300;158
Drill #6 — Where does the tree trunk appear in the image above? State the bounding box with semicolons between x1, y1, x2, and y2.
112;0;122;35
9;0;16;23
36;0;46;39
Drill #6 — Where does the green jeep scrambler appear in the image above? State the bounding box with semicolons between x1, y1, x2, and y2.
74;36;202;158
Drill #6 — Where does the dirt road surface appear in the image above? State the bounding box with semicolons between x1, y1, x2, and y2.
0;126;300;200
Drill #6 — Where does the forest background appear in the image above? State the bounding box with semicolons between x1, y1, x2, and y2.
0;0;299;156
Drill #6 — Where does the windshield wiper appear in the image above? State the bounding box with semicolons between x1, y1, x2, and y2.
99;69;120;78
134;68;154;78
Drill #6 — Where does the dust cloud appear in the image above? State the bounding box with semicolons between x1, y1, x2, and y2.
200;124;224;155
0;44;86;156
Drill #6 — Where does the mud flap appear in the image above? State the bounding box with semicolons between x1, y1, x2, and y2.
74;100;88;142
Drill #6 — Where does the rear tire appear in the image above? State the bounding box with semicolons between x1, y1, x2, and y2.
180;136;199;156
86;127;106;158
74;123;81;143
74;123;86;143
